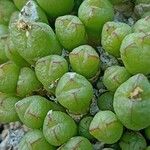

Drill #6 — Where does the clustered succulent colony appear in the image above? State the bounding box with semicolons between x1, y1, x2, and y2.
0;0;150;150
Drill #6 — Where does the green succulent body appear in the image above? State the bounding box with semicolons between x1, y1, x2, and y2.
133;16;150;33
56;72;93;114
79;116;95;140
69;45;100;79
15;95;62;129
18;130;55;150
78;0;114;45
0;61;41;97
55;15;87;51
0;61;20;94
97;92;114;111
101;21;132;58
16;67;42;97
0;0;17;25
9;20;62;65
120;32;150;75
0;25;9;64
43;110;77;146
35;55;68;94
113;74;150;130
103;66;131;92
13;0;28;10
57;136;93;150
89;110;123;144
36;0;74;18
5;37;29;67
0;92;19;123
119;131;147;150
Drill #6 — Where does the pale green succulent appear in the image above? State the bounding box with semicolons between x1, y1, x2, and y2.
78;0;114;45
9;17;62;65
120;32;150;75
55;15;87;51
15;95;64;129
103;65;131;92
56;72;93;114
43;110;77;146
35;55;68;94
57;136;93;150
113;74;150;130
0;92;19;123
89;110;123;144
0;25;9;64
13;0;28;10
0;61;41;97
101;21;132;58
0;0;17;25
69;45;100;79
36;0;74;18
18;130;55;150
119;131;147;150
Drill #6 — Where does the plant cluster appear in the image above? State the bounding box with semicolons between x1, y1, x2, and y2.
0;0;150;150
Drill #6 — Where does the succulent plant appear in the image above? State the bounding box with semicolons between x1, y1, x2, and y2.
113;74;150;130
56;72;93;114
9;17;62;65
55;15;87;51
0;61;20;94
15;95;64;129
16;67;42;97
89;110;123;144
18;130;55;150
0;25;9;64
119;131;147;150
19;0;48;24
5;37;29;67
78;116;95;141
145;126;150;140
0;92;19;123
0;0;17;25
35;55;68;94
101;21;132;58
133;16;150;33
57;136;93;150
78;0;114;45
97;92;114;111
0;61;42;97
43;110;77;146
69;45;100;79
1;0;150;148
103;65;131;92
36;0;74;18
120;32;150;75
13;0;28;10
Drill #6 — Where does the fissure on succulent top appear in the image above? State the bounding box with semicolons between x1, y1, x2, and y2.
0;0;150;150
